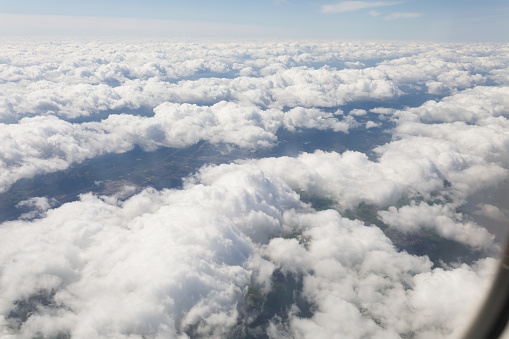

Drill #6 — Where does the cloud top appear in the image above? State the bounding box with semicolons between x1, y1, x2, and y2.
1;38;508;338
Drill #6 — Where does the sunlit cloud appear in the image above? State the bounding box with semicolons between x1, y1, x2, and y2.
0;38;508;338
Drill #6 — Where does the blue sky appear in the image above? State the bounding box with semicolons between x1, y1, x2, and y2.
0;0;508;41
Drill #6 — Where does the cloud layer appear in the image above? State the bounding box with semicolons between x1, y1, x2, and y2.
1;39;508;194
0;161;497;338
1;38;509;338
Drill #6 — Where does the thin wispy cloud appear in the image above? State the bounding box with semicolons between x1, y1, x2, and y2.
0;13;291;38
369;10;382;16
384;12;421;20
321;1;400;14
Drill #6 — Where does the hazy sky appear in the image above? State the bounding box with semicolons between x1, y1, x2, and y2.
0;0;508;41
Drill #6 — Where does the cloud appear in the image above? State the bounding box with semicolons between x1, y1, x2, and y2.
344;61;365;68
0;161;498;338
263;209;496;338
0;13;291;38
374;134;509;199
1;38;508;338
0;164;303;337
0;46;406;121
283;107;356;132
320;1;400;14
246;142;503;249
349;108;367;116
365;120;380;128
2;39;505;124
18;40;501;193
474;204;509;224
395;86;509;125
253;129;506;211
16;197;57;220
0;101;362;192
251;150;407;208
378;202;495;249
384;12;421;20
1;40;508;249
426;70;485;95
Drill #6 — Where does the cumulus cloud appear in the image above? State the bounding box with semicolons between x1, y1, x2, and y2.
0;59;405;123
252;150;406;208
253;131;505;211
282;107;356;132
374;135;508;199
365;120;380;128
392;122;509;173
1;38;508;339
373;50;498;94
343;61;365;69
370;107;396;115
378;202;495;249
1;39;506;124
16;197;57;220
232;82;509;248
396;86;509;124
0;161;498;338
0;101;363;192
349;108;367;116
263;209;496;338
246;144;502;249
0;164;303;338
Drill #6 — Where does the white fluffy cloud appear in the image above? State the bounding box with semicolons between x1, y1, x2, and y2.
378;202;495;249
252;150;408;208
396;86;509;124
0;164;302;338
1;38;509;339
0;65;402;121
247;143;502;248
264;209;495;339
16;196;56;220
2;39;507;122
228;83;509;249
0;161;497;338
365;120;380;128
374;135;508;199
0;102;360;192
